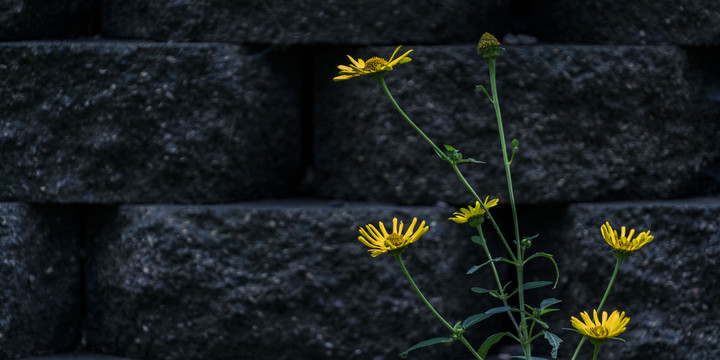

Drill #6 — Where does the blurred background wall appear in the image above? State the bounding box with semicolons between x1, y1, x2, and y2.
0;1;718;359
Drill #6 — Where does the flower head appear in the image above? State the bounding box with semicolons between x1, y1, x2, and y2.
449;196;499;227
358;217;428;257
334;45;413;81
601;222;654;259
570;309;630;344
477;32;502;60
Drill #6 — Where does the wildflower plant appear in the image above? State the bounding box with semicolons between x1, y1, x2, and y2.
338;33;655;360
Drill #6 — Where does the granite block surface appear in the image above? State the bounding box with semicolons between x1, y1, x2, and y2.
0;42;302;203
314;45;713;205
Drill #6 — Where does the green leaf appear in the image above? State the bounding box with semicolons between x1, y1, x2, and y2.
399;337;454;358
471;235;484;246
485;306;513;315
540;298;562;311
477;332;512;358
524;252;560;289
610;336;627;343
543;331;563;359
476;84;493;103
463;158;486;164
524;281;553;290
444;144;455;151
466;257;501;274
463;306;513;328
470;287;493;294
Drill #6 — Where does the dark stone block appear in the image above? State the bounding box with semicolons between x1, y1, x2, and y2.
0;42;303;203
547;200;720;360
0;0;94;40
84;202;506;360
0;203;82;358
314;45;712;205
537;0;720;46
100;0;509;44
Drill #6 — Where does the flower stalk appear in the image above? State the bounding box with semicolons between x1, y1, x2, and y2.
394;254;484;360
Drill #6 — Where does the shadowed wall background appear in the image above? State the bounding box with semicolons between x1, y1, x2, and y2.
0;1;719;359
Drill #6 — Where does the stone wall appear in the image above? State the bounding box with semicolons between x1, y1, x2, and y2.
0;1;718;360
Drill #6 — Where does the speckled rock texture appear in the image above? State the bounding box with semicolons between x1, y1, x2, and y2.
537;1;720;46
547;200;720;360
0;203;82;359
0;0;94;40
0;42;302;203
315;44;714;205
98;0;720;46
99;0;509;44
84;203;506;360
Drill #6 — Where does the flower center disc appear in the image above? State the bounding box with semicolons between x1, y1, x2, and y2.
364;57;387;71
590;326;609;338
386;233;405;247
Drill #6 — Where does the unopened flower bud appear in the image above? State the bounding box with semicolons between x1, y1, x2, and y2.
478;32;502;60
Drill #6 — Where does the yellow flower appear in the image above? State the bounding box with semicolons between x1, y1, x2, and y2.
571;309;630;344
333;45;413;81
449;196;499;226
358;217;428;257
601;222;654;258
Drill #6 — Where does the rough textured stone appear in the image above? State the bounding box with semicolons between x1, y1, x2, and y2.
0;42;303;203
0;203;82;359
21;355;137;360
100;0;509;44
546;200;720;360
537;0;720;46
314;45;715;205
0;0;94;40
85;202;509;360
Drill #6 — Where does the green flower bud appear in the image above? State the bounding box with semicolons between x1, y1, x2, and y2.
478;32;502;60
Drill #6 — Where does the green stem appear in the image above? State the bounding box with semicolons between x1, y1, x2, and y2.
488;59;521;254
452;163;517;263
394;254;454;331
476;226;520;333
458;335;485;360
592;342;601;360
598;257;623;313
376;76;448;161
570;337;587;360
571;257;623;359
488;57;530;360
377;75;516;264
394;254;483;360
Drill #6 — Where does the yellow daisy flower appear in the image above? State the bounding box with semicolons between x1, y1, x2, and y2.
571;309;630;344
358;217;428;257
601;222;654;258
333;45;413;81
449;196;499;226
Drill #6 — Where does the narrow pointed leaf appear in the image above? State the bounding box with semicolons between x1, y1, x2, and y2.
477;332;511;358
399;337;454;358
471;287;493;294
540;298;562;311
543;331;563;359
485;306;512;315
464;158;486;164
462;306;512;329
524;281;554;290
524;252;560;289
466;257;501;274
